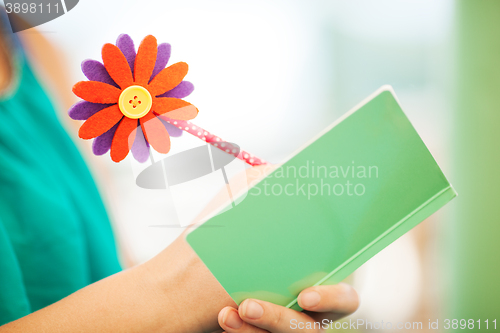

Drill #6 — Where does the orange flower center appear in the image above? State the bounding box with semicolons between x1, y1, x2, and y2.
118;85;152;119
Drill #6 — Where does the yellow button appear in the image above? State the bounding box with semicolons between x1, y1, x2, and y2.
118;85;153;119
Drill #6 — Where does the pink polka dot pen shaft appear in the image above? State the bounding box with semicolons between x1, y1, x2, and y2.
161;116;267;166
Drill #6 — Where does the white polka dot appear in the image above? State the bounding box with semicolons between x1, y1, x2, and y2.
221;143;226;147
250;159;254;163
178;126;182;129
232;149;237;153
216;138;220;141
197;132;201;136
192;126;197;130
185;127;189;130
244;154;249;158
214;144;218;147
204;131;208;135
174;121;177;125
226;149;230;152
202;137;206;140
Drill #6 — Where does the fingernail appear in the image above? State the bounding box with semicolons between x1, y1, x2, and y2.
339;282;352;291
299;291;321;308
241;300;264;319
222;308;243;329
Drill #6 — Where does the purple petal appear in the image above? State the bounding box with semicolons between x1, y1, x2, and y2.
150;43;171;82
158;116;183;137
92;122;120;155
158;81;194;99
116;34;136;75
81;60;118;87
131;125;150;163
68;101;114;120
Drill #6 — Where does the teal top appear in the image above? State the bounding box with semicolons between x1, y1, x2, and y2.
0;16;121;325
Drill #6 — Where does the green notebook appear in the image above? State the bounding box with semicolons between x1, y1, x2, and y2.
186;86;456;310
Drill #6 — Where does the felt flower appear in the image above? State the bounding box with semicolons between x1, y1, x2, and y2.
68;34;197;162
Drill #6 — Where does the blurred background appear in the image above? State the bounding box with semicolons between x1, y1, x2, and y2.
12;0;499;331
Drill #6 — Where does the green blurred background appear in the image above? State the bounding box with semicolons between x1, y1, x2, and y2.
451;0;500;328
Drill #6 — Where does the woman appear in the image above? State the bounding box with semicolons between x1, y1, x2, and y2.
0;7;358;332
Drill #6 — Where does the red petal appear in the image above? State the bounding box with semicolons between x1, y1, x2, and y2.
147;62;188;96
134;35;157;85
102;43;134;89
78;105;123;139
110;117;139;162
153;97;198;120
73;81;121;104
140;113;171;154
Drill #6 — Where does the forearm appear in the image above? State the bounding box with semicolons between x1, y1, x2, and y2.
144;235;236;332
1;236;234;333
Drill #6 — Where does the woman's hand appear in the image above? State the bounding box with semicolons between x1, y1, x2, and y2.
217;283;359;333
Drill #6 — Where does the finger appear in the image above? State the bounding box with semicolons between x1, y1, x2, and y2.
246;164;279;185
218;307;267;333
239;299;321;333
298;283;359;314
188;164;277;227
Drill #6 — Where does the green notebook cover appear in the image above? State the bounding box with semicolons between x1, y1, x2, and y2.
186;86;456;310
